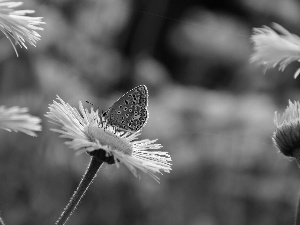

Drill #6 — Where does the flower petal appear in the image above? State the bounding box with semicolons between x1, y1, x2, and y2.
0;0;45;56
250;23;300;78
0;105;41;136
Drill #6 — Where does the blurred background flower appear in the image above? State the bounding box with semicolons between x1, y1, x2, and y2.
0;0;45;56
251;23;300;79
273;100;300;158
0;105;41;136
0;0;299;225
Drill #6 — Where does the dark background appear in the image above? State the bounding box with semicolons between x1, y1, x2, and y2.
0;0;300;224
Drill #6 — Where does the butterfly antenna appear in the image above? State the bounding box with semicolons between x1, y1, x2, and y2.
86;101;98;108
86;100;102;113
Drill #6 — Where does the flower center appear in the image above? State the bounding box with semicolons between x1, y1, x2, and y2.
87;125;133;156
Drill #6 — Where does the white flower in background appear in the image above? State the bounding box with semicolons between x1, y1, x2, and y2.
0;105;41;136
0;0;45;56
45;96;172;183
250;23;300;79
273;100;300;158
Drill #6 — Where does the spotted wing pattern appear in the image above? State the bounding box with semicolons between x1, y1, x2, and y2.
105;85;149;132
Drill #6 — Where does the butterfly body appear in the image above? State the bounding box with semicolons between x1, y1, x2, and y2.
104;85;149;132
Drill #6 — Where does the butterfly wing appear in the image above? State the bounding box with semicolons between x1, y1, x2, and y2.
105;85;149;132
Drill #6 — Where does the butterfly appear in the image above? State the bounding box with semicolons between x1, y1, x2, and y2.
102;85;149;132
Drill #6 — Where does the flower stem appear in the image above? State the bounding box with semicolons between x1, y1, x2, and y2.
55;156;103;225
295;192;300;225
294;150;300;225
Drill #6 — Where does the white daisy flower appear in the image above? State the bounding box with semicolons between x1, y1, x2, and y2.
0;105;41;136
0;0;45;56
45;96;172;183
250;23;300;79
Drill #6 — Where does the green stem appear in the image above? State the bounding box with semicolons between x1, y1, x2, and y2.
295;193;300;225
55;156;103;225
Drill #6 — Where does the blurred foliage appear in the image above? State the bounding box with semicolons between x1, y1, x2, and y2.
0;0;300;224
